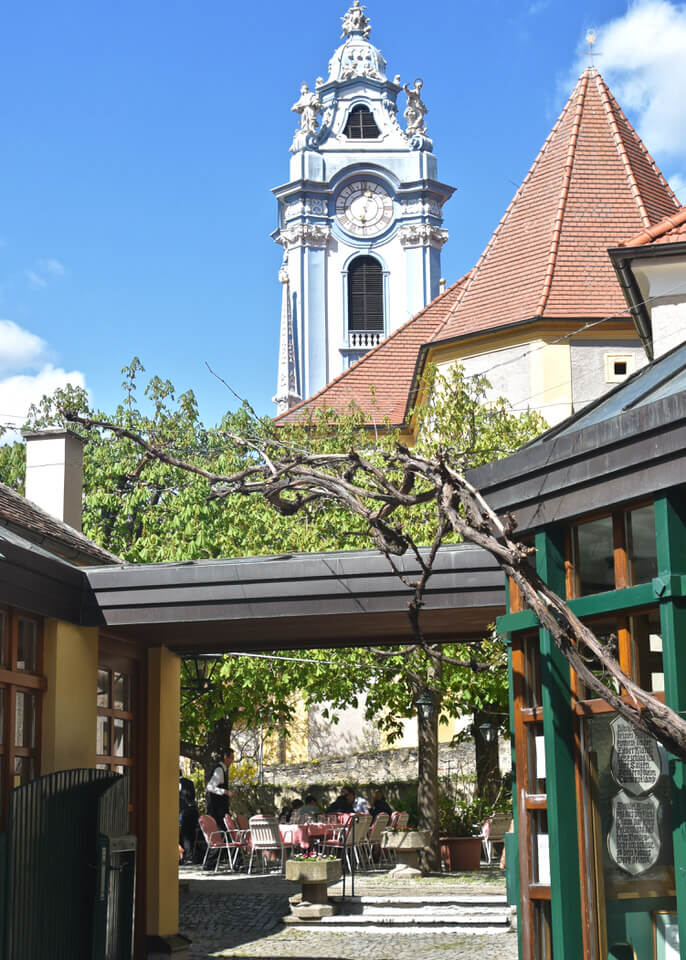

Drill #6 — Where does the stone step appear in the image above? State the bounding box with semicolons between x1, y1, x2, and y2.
330;894;508;909
284;917;511;934
284;895;511;933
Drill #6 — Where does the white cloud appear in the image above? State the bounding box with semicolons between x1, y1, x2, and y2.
0;364;86;442
668;172;686;203
574;0;686;192
25;269;46;288
25;257;67;288
39;258;65;277
0;319;47;373
594;0;686;156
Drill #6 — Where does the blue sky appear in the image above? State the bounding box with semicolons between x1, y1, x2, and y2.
1;0;685;434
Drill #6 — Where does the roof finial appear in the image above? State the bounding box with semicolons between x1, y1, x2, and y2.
341;0;371;39
585;29;600;69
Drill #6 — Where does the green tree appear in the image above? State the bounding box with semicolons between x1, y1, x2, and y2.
16;359;544;859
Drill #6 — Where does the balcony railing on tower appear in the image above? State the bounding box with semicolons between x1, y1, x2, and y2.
348;330;382;349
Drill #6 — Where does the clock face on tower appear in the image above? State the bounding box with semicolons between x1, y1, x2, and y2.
336;180;394;237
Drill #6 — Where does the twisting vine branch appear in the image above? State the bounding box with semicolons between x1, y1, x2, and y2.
63;409;686;760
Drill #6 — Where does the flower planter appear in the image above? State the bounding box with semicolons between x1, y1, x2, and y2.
439;836;482;871
285;859;342;919
383;829;431;875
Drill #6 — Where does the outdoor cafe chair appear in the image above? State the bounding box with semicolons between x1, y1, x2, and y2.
362;811;389;868
247;815;292;874
235;814;250;831
223;814;251;860
321;813;371;871
384;810;409;864
198;814;242;873
481;812;511;864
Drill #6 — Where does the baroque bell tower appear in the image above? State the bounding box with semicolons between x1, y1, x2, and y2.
273;1;454;413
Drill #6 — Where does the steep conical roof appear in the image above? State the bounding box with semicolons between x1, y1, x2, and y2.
432;68;680;344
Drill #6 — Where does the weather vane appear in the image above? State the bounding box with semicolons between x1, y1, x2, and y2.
585;29;600;67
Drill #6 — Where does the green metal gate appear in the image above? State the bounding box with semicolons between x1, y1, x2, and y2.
0;768;136;960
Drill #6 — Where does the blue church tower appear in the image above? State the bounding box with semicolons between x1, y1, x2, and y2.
273;1;454;412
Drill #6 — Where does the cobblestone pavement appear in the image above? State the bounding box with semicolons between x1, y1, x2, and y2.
180;867;518;960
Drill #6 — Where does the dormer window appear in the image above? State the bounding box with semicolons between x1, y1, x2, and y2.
345;105;379;140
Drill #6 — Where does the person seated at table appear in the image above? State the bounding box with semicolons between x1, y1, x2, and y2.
293;794;322;822
370;788;392;820
288;799;304;822
351;790;371;815
279;798;294;823
326;788;354;814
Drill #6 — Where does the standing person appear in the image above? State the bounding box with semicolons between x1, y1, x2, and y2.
179;772;199;864
205;748;235;829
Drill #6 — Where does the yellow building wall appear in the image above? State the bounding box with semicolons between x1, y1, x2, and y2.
41;619;98;773
262;698;310;765
146;646;180;939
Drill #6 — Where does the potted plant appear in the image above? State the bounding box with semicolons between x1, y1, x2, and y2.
438;779;508;872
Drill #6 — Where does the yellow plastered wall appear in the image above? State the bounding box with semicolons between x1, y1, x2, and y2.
531;341;572;423
41;619;98;772
146;646;180;938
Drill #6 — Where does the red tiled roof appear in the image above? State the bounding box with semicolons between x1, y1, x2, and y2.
275;274;472;425
431;68;680;345
0;482;119;566
619;206;686;247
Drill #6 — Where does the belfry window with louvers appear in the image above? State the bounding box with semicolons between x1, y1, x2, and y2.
271;1;454;414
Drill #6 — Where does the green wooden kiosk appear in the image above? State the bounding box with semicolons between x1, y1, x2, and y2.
469;343;686;960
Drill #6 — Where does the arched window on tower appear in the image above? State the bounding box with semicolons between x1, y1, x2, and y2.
344;105;380;140
347;256;384;349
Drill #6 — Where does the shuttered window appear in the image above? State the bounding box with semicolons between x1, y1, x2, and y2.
344;105;380;139
348;256;384;331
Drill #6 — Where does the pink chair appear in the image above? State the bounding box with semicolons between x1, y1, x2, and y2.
223;814;251;863
198;814;242;872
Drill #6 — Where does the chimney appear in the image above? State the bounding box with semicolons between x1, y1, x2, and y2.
23;429;85;532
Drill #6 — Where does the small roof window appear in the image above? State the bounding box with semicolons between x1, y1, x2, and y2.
345;105;380;140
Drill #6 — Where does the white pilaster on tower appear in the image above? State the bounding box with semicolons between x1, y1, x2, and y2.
272;263;302;414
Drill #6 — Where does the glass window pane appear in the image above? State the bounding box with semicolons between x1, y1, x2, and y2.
529;809;550;884
630;610;663;693
14;690;35;748
532;900;553;960
0;611;6;667
523;635;542;708
527;722;546;794
96;716;110;756
577;619;621;700
97;669;110;708
14;755;34;788
627;505;657;585
574;516;615;596
16;619;38;672
113;718;130;758
113;672;130;711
